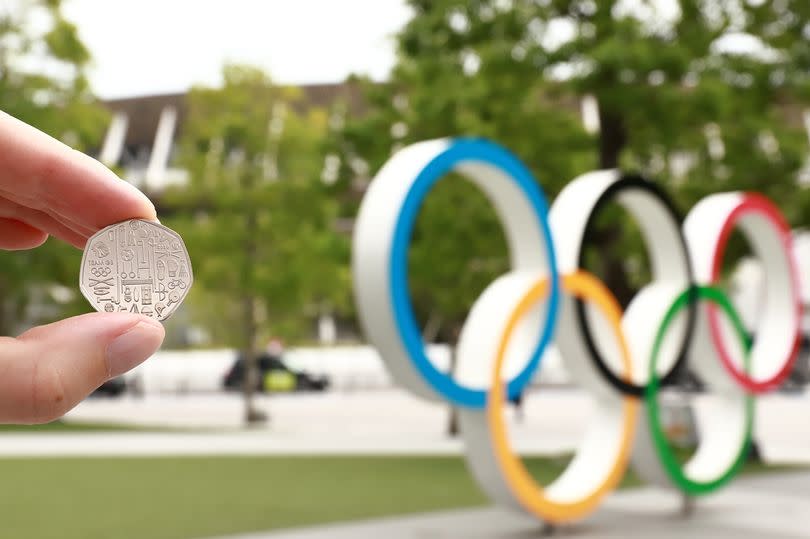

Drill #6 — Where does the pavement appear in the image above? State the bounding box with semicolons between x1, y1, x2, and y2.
0;388;800;463
209;472;810;539
10;388;590;457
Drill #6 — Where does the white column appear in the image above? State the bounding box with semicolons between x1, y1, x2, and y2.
99;112;129;167
145;106;177;192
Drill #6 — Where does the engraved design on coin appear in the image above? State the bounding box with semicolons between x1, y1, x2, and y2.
80;219;193;321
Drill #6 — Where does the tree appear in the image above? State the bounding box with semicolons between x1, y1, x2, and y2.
0;0;109;335
330;1;810;437
328;36;593;345
334;0;810;325
166;65;343;423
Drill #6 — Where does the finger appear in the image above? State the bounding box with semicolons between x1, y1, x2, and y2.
0;313;164;424
0;199;88;248
0;219;48;250
0;194;101;240
0;111;157;235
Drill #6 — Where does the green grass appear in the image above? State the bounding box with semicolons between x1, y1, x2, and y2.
0;420;184;432
0;421;142;432
0;456;485;539
0;455;796;539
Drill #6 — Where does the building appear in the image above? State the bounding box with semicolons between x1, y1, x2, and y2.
98;83;364;194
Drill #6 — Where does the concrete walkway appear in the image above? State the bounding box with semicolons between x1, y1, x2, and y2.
0;389;794;462
209;472;810;539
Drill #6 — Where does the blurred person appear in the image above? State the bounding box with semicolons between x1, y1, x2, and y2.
257;338;290;391
265;337;284;360
0;111;165;424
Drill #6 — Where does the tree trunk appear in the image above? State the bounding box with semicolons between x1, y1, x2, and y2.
594;107;635;307
242;292;265;424
589;224;636;308
446;326;461;437
241;172;266;425
598;108;627;169
447;353;459;437
421;310;442;344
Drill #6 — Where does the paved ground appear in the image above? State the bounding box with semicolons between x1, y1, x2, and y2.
209;472;810;539
0;388;798;462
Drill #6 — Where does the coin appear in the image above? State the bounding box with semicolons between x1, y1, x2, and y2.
80;219;193;321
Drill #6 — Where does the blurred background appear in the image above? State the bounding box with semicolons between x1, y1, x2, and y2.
2;0;810;538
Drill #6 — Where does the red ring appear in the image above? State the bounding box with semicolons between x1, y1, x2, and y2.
708;193;801;393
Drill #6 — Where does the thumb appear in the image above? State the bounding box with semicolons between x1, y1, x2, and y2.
0;312;164;424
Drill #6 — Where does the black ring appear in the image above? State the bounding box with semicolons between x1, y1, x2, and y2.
574;174;697;397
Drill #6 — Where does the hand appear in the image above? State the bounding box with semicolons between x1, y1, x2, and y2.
0;111;165;424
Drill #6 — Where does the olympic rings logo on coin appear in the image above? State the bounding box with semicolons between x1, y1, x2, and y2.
352;138;801;524
90;266;112;277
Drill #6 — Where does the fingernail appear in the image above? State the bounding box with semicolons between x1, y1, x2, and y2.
106;320;164;377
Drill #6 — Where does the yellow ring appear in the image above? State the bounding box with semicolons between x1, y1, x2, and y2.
486;270;639;522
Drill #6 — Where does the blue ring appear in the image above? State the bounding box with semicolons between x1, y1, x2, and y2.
389;138;560;408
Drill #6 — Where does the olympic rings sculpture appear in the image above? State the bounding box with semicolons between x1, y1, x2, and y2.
352;138;801;524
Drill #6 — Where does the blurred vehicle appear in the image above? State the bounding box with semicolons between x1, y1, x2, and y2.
223;344;329;393
90;376;127;397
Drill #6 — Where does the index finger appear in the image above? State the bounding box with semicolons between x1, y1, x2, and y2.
0;111;157;244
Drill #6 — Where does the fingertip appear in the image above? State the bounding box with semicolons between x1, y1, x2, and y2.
106;319;164;377
116;177;158;221
9;312;165;422
0;219;48;250
2;312;165;424
133;315;165;330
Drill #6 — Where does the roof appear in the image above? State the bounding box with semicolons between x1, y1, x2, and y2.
102;82;365;149
103;93;187;149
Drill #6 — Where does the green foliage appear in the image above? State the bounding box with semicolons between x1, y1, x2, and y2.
167;65;347;346
44;18;90;65
0;0;106;148
332;0;810;333
406;176;510;339
0;0;108;335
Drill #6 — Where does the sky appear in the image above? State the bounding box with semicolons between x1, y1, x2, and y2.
58;0;771;102
62;0;412;99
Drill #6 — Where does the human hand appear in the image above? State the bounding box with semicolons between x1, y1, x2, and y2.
0;111;165;423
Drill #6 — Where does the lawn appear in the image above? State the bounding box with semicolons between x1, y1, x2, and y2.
0;454;791;539
0;421;153;432
0;420;202;433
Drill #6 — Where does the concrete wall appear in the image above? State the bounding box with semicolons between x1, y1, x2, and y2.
121;343;571;394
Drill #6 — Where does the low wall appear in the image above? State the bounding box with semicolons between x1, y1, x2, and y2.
122;344;571;394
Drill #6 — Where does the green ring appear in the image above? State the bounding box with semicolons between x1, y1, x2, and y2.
646;285;755;495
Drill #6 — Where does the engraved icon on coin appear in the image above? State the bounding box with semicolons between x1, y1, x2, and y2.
80;219;193;321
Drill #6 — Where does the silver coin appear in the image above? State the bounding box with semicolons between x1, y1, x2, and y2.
80;219;193;321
